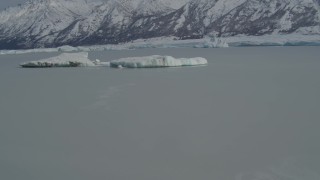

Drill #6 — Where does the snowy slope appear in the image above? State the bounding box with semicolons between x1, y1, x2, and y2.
0;0;101;48
135;0;174;15
0;0;319;49
206;0;320;36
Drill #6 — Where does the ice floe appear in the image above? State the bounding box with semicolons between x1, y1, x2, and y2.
109;55;208;68
20;52;95;68
20;53;208;68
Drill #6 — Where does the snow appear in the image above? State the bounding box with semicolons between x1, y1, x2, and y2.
158;0;189;9
136;0;173;15
174;15;186;31
20;52;95;68
204;0;247;24
109;55;207;68
135;0;189;14
0;0;105;47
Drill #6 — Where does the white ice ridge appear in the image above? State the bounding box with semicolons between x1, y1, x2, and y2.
109;55;208;68
20;52;96;67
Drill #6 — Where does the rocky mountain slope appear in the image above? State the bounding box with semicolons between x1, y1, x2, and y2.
0;0;319;49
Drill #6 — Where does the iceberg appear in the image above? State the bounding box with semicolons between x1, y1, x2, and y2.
20;52;95;68
20;53;207;68
109;55;207;68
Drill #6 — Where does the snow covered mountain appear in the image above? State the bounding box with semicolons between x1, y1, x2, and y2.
0;0;319;49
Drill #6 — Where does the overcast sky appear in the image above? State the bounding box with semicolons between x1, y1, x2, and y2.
0;0;103;10
0;0;27;10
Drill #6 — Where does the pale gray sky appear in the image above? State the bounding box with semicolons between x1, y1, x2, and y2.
0;0;103;10
0;0;27;10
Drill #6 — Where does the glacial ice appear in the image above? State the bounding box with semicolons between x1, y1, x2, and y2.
195;36;229;48
20;52;95;68
57;45;79;52
109;55;208;68
2;34;320;55
226;34;320;47
20;53;208;68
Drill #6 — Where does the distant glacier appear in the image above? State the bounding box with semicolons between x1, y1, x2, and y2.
2;34;320;55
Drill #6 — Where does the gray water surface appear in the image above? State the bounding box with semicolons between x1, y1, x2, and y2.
0;47;320;180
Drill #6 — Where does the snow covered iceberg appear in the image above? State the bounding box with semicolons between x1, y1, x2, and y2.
20;52;95;68
110;55;208;68
20;53;207;68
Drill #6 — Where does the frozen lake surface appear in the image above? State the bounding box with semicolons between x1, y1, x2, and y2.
0;47;320;180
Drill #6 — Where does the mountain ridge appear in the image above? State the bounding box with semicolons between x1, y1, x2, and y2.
0;0;319;49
